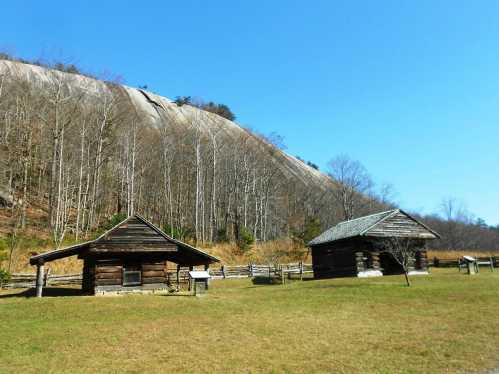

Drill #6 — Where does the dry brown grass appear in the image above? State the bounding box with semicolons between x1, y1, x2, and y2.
11;252;82;274
6;238;308;275
0;204;50;237
13;242;499;276
205;238;309;265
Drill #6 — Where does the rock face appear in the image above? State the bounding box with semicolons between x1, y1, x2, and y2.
0;60;332;190
0;59;345;236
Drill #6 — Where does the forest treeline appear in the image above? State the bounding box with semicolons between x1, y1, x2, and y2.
0;58;498;258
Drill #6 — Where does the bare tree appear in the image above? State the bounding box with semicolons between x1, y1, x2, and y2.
327;155;373;221
439;197;470;250
377;182;397;206
379;237;417;287
6;61;497;255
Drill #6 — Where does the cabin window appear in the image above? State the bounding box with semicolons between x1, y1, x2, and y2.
123;265;141;286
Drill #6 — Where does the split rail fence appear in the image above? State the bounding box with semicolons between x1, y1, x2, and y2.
6;257;495;289
2;262;313;289
430;256;498;269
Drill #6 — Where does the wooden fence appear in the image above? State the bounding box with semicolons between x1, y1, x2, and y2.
208;263;313;279
3;272;82;289
2;262;314;289
429;256;498;269
4;258;497;289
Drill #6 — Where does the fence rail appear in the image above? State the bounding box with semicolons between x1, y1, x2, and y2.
429;256;498;269
4;257;497;289
2;263;313;289
3;273;82;289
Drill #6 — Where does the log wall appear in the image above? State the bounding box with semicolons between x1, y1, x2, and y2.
82;258;95;293
86;256;169;293
415;250;428;271
311;236;429;279
141;261;167;284
311;238;371;278
94;259;122;287
366;212;437;239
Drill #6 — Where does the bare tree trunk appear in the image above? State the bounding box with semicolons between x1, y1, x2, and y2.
48;86;60;228
195;130;201;243
75;120;86;240
21;127;32;229
54;121;65;240
403;270;411;287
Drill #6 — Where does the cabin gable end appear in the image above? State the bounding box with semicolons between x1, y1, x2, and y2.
364;211;438;239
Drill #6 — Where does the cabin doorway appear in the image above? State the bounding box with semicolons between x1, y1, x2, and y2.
379;252;404;275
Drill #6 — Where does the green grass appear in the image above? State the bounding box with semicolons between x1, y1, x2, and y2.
1;269;499;373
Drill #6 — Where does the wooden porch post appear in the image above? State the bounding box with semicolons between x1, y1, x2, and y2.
188;266;194;291
176;264;180;291
36;261;45;298
204;264;210;289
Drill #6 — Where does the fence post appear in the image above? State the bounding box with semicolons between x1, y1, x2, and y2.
490;257;494;272
188;266;194;291
221;265;226;279
44;268;51;287
36;263;44;298
249;263;254;277
176;264;180;291
299;261;303;281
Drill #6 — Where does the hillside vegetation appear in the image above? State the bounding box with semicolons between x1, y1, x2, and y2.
1;58;498;274
0;60;385;257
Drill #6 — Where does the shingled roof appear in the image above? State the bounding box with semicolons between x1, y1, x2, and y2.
308;209;440;246
30;214;220;265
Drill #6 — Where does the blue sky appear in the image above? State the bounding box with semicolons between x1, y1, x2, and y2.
2;1;499;225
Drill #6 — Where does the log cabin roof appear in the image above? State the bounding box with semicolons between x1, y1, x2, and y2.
308;209;440;246
30;214;220;265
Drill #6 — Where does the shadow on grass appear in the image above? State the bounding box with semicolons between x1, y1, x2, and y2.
160;292;194;297
0;287;85;298
251;276;283;286
247;276;320;288
246;275;412;292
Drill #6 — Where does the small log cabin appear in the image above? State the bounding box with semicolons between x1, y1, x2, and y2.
308;209;440;279
30;214;220;296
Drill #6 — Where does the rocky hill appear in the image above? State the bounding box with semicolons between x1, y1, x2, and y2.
0;59;383;245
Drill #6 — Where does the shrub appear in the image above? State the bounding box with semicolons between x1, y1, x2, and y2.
174;96;192;106
173;96;236;121
293;217;322;245
0;238;8;262
216;228;229;243
162;224;193;240
200;102;236;121
103;213;128;231
237;227;254;252
0;268;10;286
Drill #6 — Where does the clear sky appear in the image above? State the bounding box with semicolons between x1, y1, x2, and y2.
2;1;499;225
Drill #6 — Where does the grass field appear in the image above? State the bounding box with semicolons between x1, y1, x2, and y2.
1;269;499;373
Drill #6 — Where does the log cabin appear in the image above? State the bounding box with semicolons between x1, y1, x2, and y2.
308;209;440;279
29;214;220;296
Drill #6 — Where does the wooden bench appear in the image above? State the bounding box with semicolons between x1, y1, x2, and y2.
458;256;494;273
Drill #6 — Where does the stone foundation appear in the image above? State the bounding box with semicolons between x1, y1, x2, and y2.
357;270;383;278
